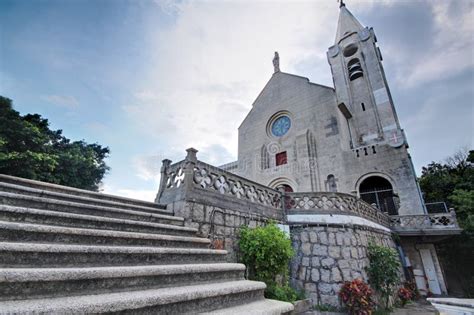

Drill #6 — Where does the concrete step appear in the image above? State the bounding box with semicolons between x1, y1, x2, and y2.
0;192;183;226
202;298;294;314
0;242;227;267
0;263;245;301
0;174;166;211
0;280;265;314
0;220;210;248
0;181;172;216
0;204;197;236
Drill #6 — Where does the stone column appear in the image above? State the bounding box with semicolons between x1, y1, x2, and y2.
183;148;198;195
155;159;172;203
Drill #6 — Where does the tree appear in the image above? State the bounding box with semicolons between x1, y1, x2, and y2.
419;148;474;297
0;96;110;191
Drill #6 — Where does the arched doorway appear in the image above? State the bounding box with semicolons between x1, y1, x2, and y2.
359;176;398;215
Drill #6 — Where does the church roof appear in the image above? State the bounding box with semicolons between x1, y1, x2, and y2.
335;4;364;44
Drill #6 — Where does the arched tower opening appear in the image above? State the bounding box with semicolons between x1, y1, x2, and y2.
359;176;398;215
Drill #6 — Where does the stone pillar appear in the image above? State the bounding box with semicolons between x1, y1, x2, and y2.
155;159;172;203
183;148;198;193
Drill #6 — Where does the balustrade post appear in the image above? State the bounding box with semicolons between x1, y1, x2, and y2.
155;159;172;203
449;208;458;225
183;148;198;196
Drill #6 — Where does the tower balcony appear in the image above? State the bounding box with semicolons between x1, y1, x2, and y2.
390;210;462;236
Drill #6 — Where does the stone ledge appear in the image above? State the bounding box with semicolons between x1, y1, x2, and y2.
287;214;391;234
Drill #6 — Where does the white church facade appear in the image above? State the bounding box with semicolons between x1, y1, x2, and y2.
155;3;462;306
216;3;460;298
227;5;425;218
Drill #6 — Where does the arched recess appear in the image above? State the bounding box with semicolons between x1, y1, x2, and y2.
268;177;297;193
356;173;399;215
326;174;338;192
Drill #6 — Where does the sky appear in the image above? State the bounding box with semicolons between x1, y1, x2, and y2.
1;0;473;201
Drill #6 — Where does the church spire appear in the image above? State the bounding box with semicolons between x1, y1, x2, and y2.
334;3;364;44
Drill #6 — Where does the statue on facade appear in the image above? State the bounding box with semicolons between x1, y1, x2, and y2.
273;51;280;73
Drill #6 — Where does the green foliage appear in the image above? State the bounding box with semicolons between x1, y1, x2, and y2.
239;223;297;301
266;283;304;303
313;304;341;312
372;309;392;315
419;149;474;297
419;150;474;227
450;189;474;231
0;96;110;191
339;279;375;315
366;242;400;309
239;223;294;283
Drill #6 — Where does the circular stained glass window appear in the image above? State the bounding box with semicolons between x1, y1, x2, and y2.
271;116;291;137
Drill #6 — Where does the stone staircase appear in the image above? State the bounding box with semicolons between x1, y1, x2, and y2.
0;174;293;314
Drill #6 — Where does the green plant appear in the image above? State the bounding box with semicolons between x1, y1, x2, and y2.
372;309;392;315
403;280;420;300
313;304;341;312
239;223;294;284
339;279;375;315
239;223;295;301
397;287;412;306
366;242;401;309
266;283;304;303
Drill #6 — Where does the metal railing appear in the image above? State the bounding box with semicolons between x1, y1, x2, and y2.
425;202;448;213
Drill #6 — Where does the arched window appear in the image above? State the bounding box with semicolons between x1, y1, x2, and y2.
260;145;269;169
359;176;398;215
327;174;338;192
347;58;363;81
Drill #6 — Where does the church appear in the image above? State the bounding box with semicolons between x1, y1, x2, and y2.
0;2;465;313
216;2;460;300
225;3;423;217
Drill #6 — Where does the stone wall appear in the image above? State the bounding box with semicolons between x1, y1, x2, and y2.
289;225;396;306
167;200;279;262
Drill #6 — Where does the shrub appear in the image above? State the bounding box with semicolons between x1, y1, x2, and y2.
239;223;297;301
402;281;420;300
266;283;305;303
397;287;412;306
239;223;294;283
339;279;375;315
366;242;401;309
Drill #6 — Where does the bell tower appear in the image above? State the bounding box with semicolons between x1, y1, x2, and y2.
328;3;404;149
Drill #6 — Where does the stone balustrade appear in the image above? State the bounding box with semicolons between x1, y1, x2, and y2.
192;161;282;209
156;148;284;221
285;192;391;228
390;211;462;235
156;149;462;235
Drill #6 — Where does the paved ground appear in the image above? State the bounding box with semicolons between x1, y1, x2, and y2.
300;299;439;314
391;300;439;315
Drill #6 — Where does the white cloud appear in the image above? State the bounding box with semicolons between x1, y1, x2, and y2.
395;1;474;87
125;1;339;165
42;94;79;109
132;154;162;181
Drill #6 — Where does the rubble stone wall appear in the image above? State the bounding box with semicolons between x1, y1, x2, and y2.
289;225;396;306
167;200;279;262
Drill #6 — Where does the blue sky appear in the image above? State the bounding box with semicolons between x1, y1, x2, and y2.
1;0;473;201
